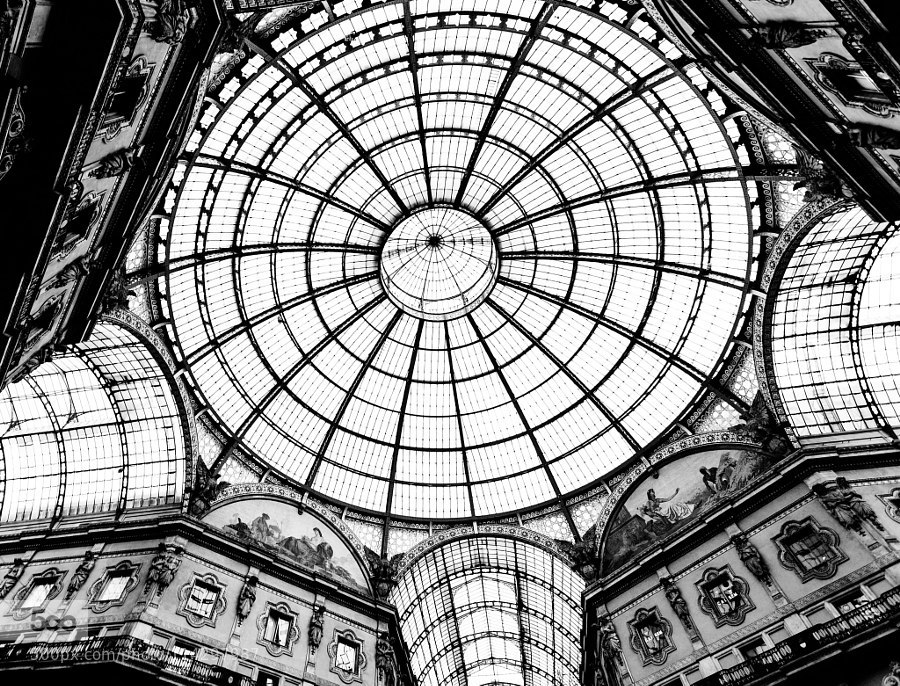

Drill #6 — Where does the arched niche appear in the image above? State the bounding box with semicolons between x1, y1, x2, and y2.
596;433;776;577
203;484;371;596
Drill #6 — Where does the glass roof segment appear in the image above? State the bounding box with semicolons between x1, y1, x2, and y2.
0;322;188;522
162;0;753;520
769;206;900;442
391;533;584;686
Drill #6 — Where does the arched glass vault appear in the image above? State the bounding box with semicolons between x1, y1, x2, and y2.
0;319;190;522
391;532;584;686
159;0;756;522
765;205;900;445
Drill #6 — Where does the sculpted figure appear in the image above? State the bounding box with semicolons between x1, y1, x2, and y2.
236;576;257;626
146;543;183;595
0;558;25;599
309;604;325;651
732;533;772;584
66;551;96;600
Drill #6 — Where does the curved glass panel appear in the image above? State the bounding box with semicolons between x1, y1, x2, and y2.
769;206;900;442
391;534;584;686
165;1;752;518
0;322;188;521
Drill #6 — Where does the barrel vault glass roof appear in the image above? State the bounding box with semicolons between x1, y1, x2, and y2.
391;534;585;686
161;0;754;521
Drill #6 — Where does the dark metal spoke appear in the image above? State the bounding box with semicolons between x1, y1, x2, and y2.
214;293;388;469
402;0;434;205
500;250;745;290
191;155;394;232
453;2;556;207
305;309;405;488
497;276;750;413
490;167;743;238
444;321;477;518
466;313;565;500
475;65;678;218
185;271;379;366
485;297;641;451
383;317;427;536
245;39;410;215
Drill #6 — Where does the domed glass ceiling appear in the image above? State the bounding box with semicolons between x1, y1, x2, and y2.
164;0;752;520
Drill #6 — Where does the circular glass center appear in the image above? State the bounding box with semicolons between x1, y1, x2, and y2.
379;207;498;321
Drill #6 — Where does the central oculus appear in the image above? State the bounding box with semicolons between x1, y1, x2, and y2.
379;207;499;321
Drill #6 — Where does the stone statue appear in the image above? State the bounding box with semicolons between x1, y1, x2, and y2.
731;533;772;585
555;525;600;581
189;458;230;516
0;558;25;599
236;576;257;626
815;478;884;534
152;0;189;44
660;576;697;638
792;148;853;202
364;548;404;601
145;543;183;595
89;148;140;178
100;270;136;312
375;632;397;686
595;615;623;686
753;22;828;49
729;392;789;456
309;604;325;651
66;551;96;600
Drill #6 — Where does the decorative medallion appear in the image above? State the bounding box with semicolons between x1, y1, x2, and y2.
696;565;755;627
773;516;847;582
627;607;675;666
176;572;227;628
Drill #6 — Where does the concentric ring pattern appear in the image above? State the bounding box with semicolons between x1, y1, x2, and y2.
165;0;752;519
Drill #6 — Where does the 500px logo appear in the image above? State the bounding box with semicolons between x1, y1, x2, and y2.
29;613;78;631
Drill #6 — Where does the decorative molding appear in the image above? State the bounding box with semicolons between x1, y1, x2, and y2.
696;565;755;627
86;560;141;614
627;607;675;666
773;516;848;582
327;628;367;684
395;524;569;577
176;572;227;628
255;600;300;657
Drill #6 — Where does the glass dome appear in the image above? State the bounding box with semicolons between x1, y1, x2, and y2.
163;0;753;520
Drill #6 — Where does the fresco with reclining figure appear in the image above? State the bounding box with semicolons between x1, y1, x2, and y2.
601;447;774;574
203;498;368;594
